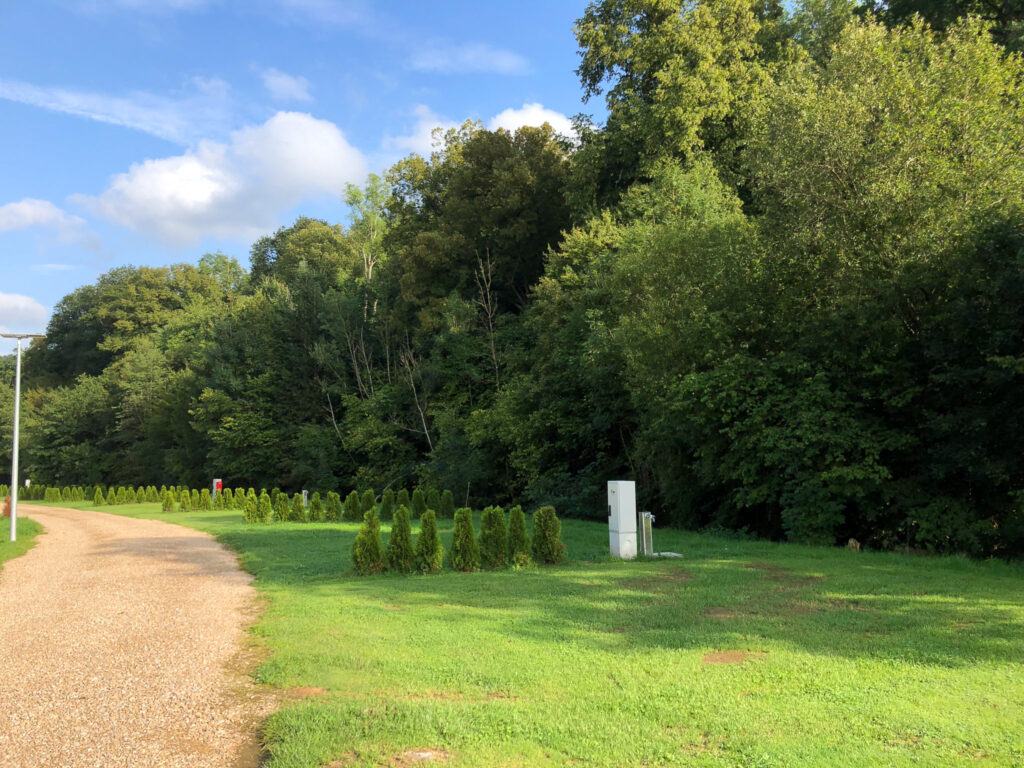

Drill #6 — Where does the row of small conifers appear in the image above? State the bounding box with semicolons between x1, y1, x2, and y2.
238;487;457;523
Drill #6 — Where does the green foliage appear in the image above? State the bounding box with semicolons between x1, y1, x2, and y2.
383;505;414;574
507;505;530;563
351;508;384;575
449;507;481;572
222;487;234;508
125;487;137;504
44;487;60;503
379;488;395;520
426;488;440;514
531;506;565;564
180;489;192;512
411;489;427;519
290;493;306;523
274;493;288;523
479;506;508;569
396;489;410;512
258;491;274;524
343;491;362;522
94;488;105;506
414;509;443;573
440;489;455;519
325;492;342;522
309;491;324;521
214;488;226;509
199;488;212;510
360;489;376;515
105;487;116;505
243;493;258;524
190;489;200;509
161;490;174;512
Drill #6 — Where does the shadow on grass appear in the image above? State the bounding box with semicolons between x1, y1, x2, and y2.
193;523;1024;670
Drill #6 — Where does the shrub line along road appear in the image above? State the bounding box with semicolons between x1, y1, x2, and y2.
0;505;267;768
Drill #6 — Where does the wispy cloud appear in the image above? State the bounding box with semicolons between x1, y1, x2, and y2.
409;42;530;75
382;105;459;158
261;68;313;102
75;111;367;246
0;198;100;250
0;76;233;144
33;263;79;272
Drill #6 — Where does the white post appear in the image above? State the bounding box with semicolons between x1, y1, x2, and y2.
9;339;22;543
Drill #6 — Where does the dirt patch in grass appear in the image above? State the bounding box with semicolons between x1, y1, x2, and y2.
623;567;694;591
283;686;327;699
704;606;743;619
702;650;767;665
390;748;451;765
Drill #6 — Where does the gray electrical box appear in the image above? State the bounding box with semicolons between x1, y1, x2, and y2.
608;480;637;559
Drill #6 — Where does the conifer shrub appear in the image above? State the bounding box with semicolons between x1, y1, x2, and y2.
427;488;440;514
411;489;427;519
325;492;342;522
440;489;455;519
222;488;234;508
136;486;146;502
343;491;362;522
243;494;257;524
352;508;384;575
126;487;137;504
191;489;200;509
449;507;481;572
106;487;117;505
234;488;246;508
415;509;443;574
213;488;225;509
161;491;175;512
309;491;324;521
115;487;127;504
379;488;395;520
291;493;306;522
246;488;257;504
273;493;288;522
397;489;410;511
61;486;72;502
180;489;192;512
148;486;159;502
271;488;282;506
258;491;273;524
94;488;105;506
384;505;414;573
360;489;376;515
199;488;212;510
507;505;530;564
44;487;60;503
480;506;508;569
531;506;565;564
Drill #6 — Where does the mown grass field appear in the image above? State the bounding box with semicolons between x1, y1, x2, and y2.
24;500;1024;767
0;513;42;572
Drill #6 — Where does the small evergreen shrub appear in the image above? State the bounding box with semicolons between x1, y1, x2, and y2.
61;486;72;502
148;486;159;503
507;505;530;564
273;493;288;522
397;489;410;511
360;489;376;515
161;491;175;512
352;508;384;575
160;485;167;496
449;507;481;572
379;488;395;520
136;486;146;502
343;491;362;522
234;488;246;508
214;488;225;509
440;489;455;519
480;506;508;569
384;505;414;573
271;488;282;505
190;489;200;509
125;487;137;504
180;489;192;512
415;509;443;573
531;506;565;564
115;487;127;505
199;488;212;510
243;494;257;523
426;488;440;514
325;492;342;522
106;487;117;505
258;491;273;524
291;493;306;522
309;491;324;521
94;488;105;506
222;488;234;508
411;489;427;519
44;487;60;503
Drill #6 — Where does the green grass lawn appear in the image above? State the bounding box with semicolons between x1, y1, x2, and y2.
0;513;42;571
24;500;1024;767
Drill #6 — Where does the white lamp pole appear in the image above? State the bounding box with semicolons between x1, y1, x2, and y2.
3;333;44;543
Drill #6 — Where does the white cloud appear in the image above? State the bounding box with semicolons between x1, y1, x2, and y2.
0;198;100;250
488;102;575;138
75;111;368;246
409;43;529;75
0;76;233;144
0;293;49;337
383;105;458;157
261;68;313;102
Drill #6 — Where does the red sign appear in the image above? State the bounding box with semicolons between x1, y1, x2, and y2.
215;480;223;490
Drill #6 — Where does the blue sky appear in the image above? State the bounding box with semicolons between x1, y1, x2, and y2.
0;0;596;352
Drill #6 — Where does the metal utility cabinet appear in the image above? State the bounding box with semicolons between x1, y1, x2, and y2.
608;480;637;559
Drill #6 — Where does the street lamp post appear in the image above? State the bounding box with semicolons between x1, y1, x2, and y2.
3;333;44;543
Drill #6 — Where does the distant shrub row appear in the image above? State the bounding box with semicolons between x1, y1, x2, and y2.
236;487;459;524
352;504;564;575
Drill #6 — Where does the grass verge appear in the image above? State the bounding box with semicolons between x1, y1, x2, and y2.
26;500;1024;768
0;513;43;572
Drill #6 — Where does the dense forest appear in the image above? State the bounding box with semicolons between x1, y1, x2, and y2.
4;0;1024;557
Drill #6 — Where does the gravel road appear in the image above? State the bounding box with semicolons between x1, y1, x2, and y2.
0;505;268;768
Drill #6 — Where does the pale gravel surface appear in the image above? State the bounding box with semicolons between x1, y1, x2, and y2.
0;505;269;768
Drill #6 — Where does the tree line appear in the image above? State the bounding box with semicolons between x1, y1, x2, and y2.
4;0;1024;557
